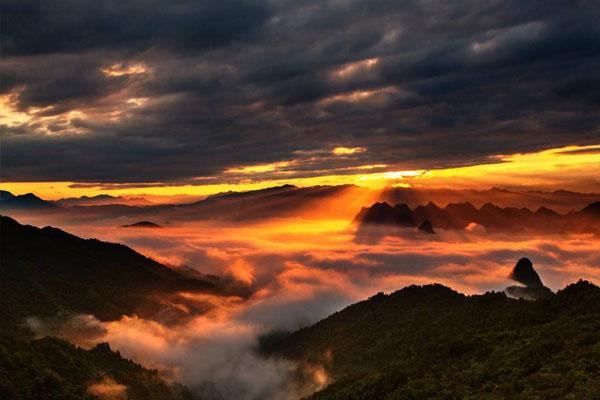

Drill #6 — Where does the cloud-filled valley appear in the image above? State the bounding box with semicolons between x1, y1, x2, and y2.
10;198;599;399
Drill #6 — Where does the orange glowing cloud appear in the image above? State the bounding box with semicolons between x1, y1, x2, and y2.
101;62;149;77
330;57;379;79
2;144;599;199
0;93;33;127
87;377;127;400
321;86;398;104
225;161;294;174
332;146;365;156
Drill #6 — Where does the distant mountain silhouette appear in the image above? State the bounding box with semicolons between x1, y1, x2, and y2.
0;190;55;209
2;186;598;225
56;194;153;207
579;201;600;217
0;190;14;201
171;184;359;221
2;185;362;221
57;194;118;206
0;216;214;326
121;220;162;228
356;200;600;235
360;202;414;226
381;186;600;213
265;278;600;398
418;220;435;234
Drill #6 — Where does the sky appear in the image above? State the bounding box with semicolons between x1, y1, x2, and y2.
1;0;600;197
2;3;600;396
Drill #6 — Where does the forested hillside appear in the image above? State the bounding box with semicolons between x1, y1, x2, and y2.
266;282;600;399
0;336;199;400
0;215;214;327
0;216;208;399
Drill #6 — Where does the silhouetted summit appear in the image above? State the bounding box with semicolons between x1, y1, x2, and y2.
356;200;600;235
0;190;54;209
505;258;553;300
121;220;162;228
510;257;543;287
361;202;414;226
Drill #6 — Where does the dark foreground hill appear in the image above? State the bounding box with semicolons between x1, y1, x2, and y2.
0;337;199;400
0;216;214;327
0;216;212;400
265;281;600;399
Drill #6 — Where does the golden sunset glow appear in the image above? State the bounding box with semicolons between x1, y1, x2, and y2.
332;146;366;155
0;94;32;127
331;57;379;79
101;63;149;77
411;144;600;189
3;144;597;200
225;161;294;174
322;86;398;104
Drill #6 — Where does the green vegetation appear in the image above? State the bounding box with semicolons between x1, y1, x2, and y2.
0;215;213;327
266;282;600;399
0;335;199;400
3;215;600;399
0;216;207;399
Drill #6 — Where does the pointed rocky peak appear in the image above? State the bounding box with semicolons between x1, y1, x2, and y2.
509;258;543;287
425;201;442;210
480;202;501;212
505;258;553;300
371;202;393;211
360;202;398;225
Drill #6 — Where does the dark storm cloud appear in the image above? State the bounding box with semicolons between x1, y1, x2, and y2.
1;0;599;183
1;0;271;56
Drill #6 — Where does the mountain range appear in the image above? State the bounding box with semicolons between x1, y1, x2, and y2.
0;191;55;209
0;216;215;327
0;185;357;222
2;215;600;398
2;186;599;224
265;278;600;399
55;194;154;207
355;200;600;235
0;216;220;399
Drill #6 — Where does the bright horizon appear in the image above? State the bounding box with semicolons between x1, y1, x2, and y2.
2;144;599;200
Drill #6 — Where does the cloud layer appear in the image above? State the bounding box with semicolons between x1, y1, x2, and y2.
2;0;599;183
16;210;600;399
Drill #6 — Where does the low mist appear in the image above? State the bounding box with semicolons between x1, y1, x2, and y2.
17;212;600;399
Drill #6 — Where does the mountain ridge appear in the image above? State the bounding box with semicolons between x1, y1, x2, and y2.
356;200;600;235
0;215;215;327
264;279;600;399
